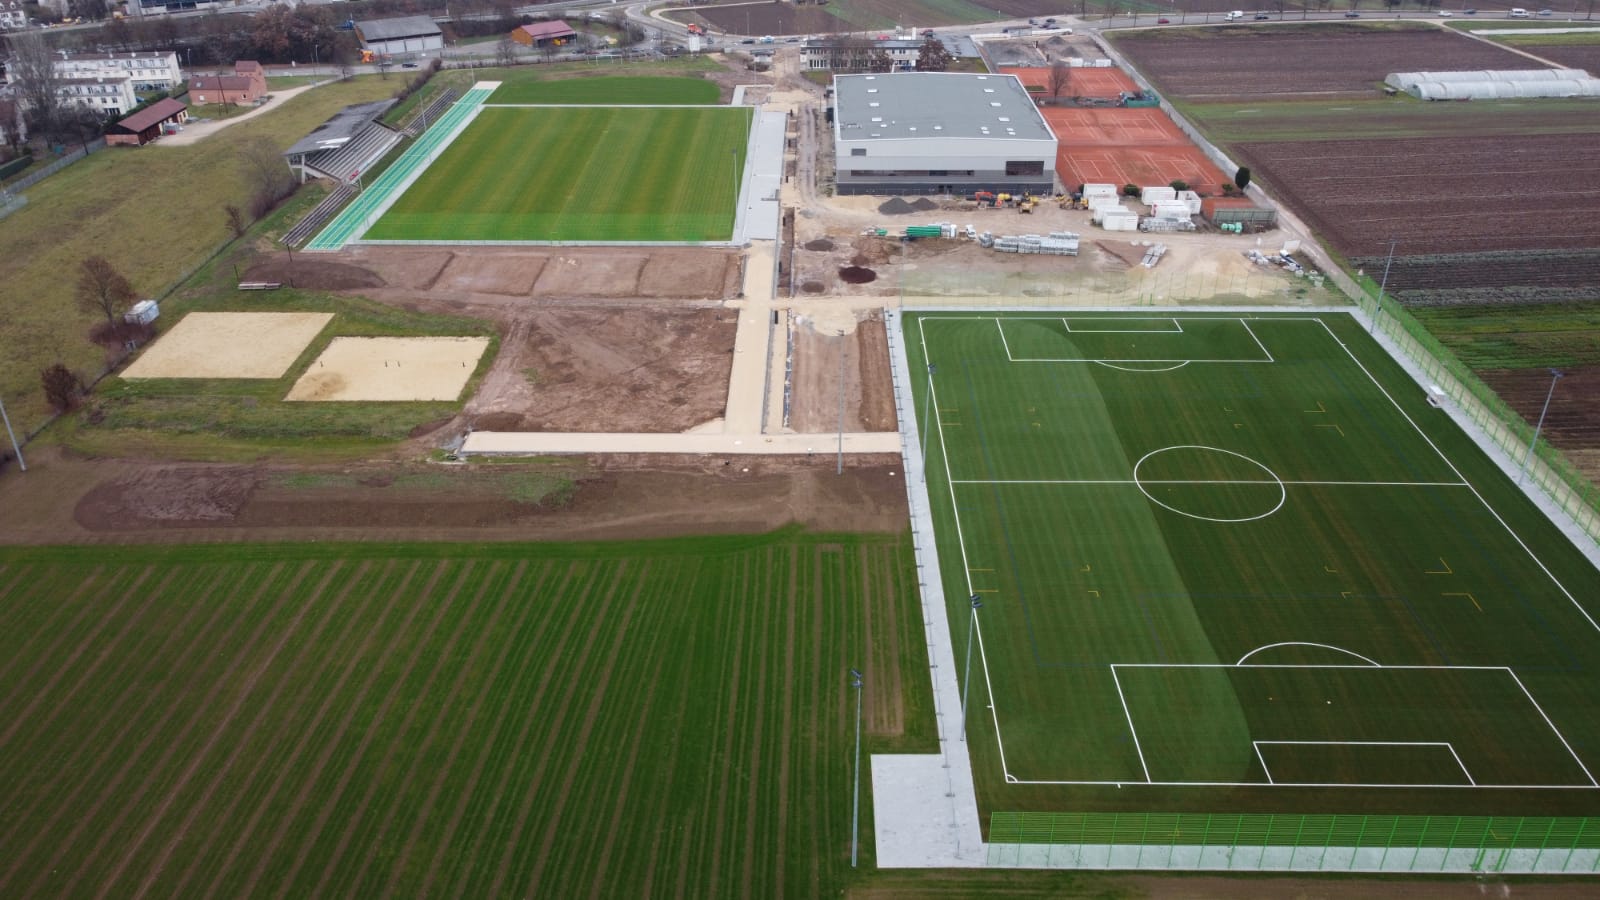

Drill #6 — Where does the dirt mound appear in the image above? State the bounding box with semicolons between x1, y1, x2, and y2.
838;266;877;284
877;197;916;215
472;411;527;431
909;197;939;212
801;281;825;294
75;467;256;528
244;256;385;291
803;238;835;252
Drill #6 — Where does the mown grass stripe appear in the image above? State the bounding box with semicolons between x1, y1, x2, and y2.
0;564;119;717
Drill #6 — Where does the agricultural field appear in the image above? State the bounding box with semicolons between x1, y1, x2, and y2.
487;75;719;105
1114;23;1540;99
0;530;931;897
905;311;1600;819
364;105;751;243
1233;132;1600;257
679;0;1061;35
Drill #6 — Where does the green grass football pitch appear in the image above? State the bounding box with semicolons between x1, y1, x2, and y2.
0;531;930;896
364;105;750;243
906;312;1600;816
486;75;719;105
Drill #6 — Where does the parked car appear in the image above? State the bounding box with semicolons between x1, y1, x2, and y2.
1157;16;1171;22
1437;8;1452;15
401;62;418;68
1254;11;1271;19
1463;8;1478;14
1538;7;1553;14
1343;10;1361;16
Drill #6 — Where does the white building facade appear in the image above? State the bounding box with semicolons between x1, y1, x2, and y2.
356;17;446;57
56;75;139;115
0;0;29;31
832;72;1057;196
55;52;182;92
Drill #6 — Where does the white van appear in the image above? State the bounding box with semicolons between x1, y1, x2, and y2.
1509;7;1530;15
1224;9;1245;19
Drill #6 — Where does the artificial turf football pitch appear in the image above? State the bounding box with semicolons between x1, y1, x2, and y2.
906;311;1600;818
363;104;751;243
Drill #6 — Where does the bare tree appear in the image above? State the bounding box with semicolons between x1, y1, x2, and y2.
239;136;296;218
1048;60;1072;98
496;36;518;67
6;30;65;139
76;257;137;328
40;363;84;413
225;203;248;238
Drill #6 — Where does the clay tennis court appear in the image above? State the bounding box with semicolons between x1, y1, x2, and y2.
1043;107;1225;192
1002;66;1138;98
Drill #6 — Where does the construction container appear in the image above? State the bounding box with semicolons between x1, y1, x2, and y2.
1151;201;1191;219
1101;212;1140;232
1091;203;1128;225
1140;186;1178;206
1176;190;1202;214
1082;183;1118;200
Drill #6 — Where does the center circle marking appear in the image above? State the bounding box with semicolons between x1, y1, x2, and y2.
1132;445;1286;523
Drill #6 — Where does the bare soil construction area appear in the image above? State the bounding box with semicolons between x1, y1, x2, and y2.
467;306;739;433
1115;24;1540;99
677;0;1060;34
247;245;742;301
787;310;897;434
1480;366;1600;483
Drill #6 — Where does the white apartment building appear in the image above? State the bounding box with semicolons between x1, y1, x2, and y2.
55;51;182;92
56;75;139;115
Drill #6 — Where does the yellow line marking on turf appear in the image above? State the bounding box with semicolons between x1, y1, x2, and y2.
1234;423;1244;429
1315;423;1345;437
969;567;994;573
975;588;999;593
1444;591;1482;612
1223;406;1233;412
1305;400;1327;414
1032;422;1042;428
1087;590;1100;598
1426;558;1453;575
1341;591;1354;600
1325;565;1338;573
1080;564;1091;572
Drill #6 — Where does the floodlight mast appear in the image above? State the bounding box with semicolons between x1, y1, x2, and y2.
849;667;864;868
960;595;983;742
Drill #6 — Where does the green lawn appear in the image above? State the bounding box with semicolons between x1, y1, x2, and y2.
0;529;932;897
0;77;401;437
488;75;720;104
907;311;1600;818
365;105;750;242
1410;302;1600;370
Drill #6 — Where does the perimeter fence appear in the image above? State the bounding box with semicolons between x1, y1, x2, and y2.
988;812;1600;874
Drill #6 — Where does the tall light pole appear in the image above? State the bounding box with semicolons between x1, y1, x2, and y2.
1373;238;1397;333
0;393;24;472
920;363;937;482
1520;369;1564;485
960;594;982;742
836;328;846;476
849;667;863;868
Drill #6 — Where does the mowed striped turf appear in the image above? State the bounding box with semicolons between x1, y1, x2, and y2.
366;106;751;242
0;532;925;897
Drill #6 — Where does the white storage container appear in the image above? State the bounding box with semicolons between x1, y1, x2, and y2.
1082;183;1118;200
1177;190;1202;214
1140;186;1178;206
1102;213;1140;231
1151;201;1191;219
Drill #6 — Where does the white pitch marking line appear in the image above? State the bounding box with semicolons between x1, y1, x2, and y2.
1109;665;1153;783
918;317;1013;777
994;318;1016;362
1505;667;1599;787
1235;642;1381;667
1240;317;1275;363
1254;742;1274;784
1314;316;1600;639
949;479;1470;488
1060;317;1184;334
1253;740;1475;787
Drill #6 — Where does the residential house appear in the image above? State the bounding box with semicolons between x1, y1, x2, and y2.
510;21;576;48
190;60;268;106
0;0;29;31
56;75;138;116
55;51;182;91
803;38;921;73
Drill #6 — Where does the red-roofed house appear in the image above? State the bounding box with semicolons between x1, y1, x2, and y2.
106;97;188;146
511;20;576;47
190;60;268;106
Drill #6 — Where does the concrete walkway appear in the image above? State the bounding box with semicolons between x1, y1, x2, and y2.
460;430;900;456
156;83;321;146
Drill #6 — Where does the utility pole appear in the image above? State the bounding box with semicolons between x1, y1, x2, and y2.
1373;238;1397;333
837;329;846;475
1520;369;1564;485
849;667;863;868
960;594;982;741
0;393;24;472
920;363;936;481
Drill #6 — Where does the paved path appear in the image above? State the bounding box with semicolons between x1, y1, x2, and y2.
460;430;899;456
157;84;321;146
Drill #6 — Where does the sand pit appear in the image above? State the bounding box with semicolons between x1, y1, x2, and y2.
122;312;333;379
287;336;489;402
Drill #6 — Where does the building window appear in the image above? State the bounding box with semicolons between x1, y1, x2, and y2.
1005;160;1044;177
851;148;866;157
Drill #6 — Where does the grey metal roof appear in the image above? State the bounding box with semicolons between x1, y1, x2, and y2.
833;72;1051;142
283;99;396;157
356;16;442;42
